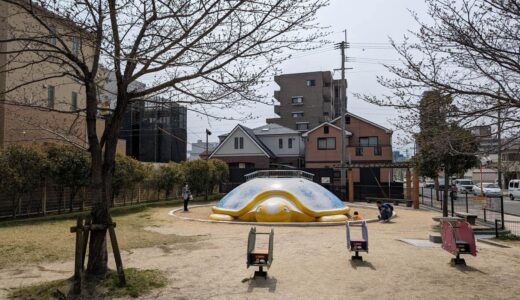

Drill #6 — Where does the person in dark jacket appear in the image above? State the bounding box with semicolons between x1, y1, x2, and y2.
182;183;191;212
376;200;394;223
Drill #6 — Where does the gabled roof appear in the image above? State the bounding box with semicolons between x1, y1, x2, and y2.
302;122;352;137
253;123;300;136
331;112;393;133
209;124;275;159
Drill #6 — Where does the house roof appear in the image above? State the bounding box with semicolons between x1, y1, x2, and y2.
253;123;300;136
331;112;393;133
209;124;275;159
302;122;352;137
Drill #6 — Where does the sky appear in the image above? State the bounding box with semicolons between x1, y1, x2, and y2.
187;0;429;156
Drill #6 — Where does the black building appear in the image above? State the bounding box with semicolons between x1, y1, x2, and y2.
120;99;187;162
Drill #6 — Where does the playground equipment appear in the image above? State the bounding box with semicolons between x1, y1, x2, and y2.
210;171;350;222
440;217;477;265
346;221;369;261
247;227;274;279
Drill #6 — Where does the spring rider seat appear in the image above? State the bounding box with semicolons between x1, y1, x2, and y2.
440;217;477;266
247;227;274;279
346;221;368;261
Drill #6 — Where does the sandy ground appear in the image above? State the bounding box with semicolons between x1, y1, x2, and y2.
1;204;520;300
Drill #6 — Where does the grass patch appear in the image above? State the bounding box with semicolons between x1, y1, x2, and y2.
497;233;520;241
8;268;167;299
0;206;204;268
105;268;167;298
0;193;223;228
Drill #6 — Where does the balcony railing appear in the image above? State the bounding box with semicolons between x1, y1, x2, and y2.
245;170;314;181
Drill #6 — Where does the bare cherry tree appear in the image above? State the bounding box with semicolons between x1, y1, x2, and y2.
360;0;520;148
0;0;328;277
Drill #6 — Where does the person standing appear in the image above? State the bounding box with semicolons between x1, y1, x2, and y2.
182;183;191;212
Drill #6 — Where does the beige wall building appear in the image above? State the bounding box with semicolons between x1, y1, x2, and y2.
266;71;345;132
0;1;125;153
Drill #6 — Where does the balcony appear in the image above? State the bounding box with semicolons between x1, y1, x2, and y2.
274;105;281;115
274;90;280;101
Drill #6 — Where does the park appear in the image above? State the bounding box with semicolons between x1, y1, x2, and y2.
1;170;520;299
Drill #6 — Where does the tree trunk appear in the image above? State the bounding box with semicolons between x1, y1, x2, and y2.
434;177;440;202
69;189;77;213
443;174;450;217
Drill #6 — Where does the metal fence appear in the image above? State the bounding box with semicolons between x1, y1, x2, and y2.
496;219;520;237
0;180;188;220
244;170;315;181
419;187;506;226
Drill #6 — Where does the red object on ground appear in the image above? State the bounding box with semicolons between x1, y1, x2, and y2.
441;219;477;256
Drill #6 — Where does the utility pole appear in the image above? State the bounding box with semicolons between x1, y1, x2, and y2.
205;129;212;201
335;30;349;200
497;95;502;189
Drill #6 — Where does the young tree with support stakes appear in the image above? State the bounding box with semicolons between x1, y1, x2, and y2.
0;0;329;278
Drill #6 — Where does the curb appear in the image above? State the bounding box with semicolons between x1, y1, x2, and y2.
477;238;511;248
168;204;382;227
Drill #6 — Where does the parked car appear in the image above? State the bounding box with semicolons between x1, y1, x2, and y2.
423;180;435;188
472;182;502;197
508;179;520;200
454;179;474;194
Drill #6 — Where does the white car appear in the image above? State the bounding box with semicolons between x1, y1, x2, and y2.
454;179;474;194
472;182;502;197
508;179;520;200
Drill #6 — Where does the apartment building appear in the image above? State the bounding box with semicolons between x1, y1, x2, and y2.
0;1;125;152
119;99;187;163
266;71;346;132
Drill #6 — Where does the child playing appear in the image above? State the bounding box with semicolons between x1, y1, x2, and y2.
352;211;363;221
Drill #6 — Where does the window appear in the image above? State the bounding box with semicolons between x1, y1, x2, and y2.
359;136;379;147
306;79;316;86
324;125;329;134
356;147;363;156
296;123;309;131
279;138;283;149
515;182;519;188
323;112;329;117
291;96;304;105
49;26;57;45
345;116;351;124
47;85;55;109
288;138;293;149
318;137;336;150
234;137;244;149
71;92;78;111
292;112;304;118
72;37;80;56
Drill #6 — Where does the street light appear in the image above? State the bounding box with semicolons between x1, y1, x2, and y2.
205;129;212;201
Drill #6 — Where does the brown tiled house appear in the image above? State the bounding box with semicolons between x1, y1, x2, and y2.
303;112;393;183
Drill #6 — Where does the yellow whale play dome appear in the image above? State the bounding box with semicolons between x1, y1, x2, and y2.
209;171;350;223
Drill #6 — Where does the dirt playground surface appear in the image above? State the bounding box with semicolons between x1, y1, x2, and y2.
1;204;520;299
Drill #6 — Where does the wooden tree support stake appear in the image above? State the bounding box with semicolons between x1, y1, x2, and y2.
70;217;84;294
108;216;126;287
71;216;125;293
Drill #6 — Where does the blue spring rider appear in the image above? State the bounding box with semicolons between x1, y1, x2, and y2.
346;221;369;261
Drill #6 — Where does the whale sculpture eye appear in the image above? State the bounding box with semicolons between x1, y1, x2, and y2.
283;206;289;213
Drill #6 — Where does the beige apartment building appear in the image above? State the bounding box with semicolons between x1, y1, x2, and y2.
266;71;346;132
0;1;125;152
